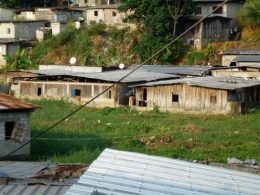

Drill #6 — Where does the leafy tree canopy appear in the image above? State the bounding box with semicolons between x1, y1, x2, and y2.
236;0;260;28
118;0;196;64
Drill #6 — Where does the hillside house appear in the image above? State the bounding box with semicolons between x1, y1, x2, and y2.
11;69;179;107
132;76;260;114
211;65;260;79
0;8;15;20
0;92;40;158
222;49;260;66
35;7;83;23
181;0;244;49
0;40;25;66
14;9;35;20
86;4;132;27
0;20;47;40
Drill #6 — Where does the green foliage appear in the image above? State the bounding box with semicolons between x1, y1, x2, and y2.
87;20;107;36
1;46;38;71
236;0;260;28
28;99;260;164
135;34;186;64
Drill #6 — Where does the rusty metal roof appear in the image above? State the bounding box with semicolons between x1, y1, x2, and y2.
0;92;41;110
131;76;260;90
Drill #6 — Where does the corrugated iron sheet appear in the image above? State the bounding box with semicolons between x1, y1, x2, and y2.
0;161;52;179
127;65;212;76
233;56;260;62
0;92;41;110
223;49;260;55
130;76;260;90
0;184;70;195
14;69;180;83
65;148;260;195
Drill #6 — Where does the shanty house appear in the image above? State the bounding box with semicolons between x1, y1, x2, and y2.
12;69;179;107
0;92;40;158
0;40;25;66
222;49;260;66
86;4;129;25
211;65;260;79
0;20;47;40
132;76;260;114
35;7;83;23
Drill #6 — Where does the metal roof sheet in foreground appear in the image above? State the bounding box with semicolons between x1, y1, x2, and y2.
65;148;260;195
131;76;260;90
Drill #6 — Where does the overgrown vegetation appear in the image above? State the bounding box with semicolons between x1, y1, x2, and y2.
29;99;260;164
30;21;139;66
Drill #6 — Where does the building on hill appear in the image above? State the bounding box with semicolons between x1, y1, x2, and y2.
222;49;260;66
0;93;40;158
131;76;260;114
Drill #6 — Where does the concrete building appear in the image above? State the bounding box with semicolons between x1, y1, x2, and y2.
0;92;40;158
0;20;47;40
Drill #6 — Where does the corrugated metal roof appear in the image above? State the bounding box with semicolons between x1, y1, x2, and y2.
223;49;260;55
127;65;212;76
130;76;260;90
65;148;260;195
16;69;180;83
0;184;70;195
86;4;121;9
233;56;260;62
0;92;41;110
0;161;52;179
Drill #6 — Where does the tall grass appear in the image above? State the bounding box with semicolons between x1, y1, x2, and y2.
29;99;260;164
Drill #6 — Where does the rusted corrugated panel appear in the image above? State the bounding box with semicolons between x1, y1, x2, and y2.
0;184;70;195
0;92;41;110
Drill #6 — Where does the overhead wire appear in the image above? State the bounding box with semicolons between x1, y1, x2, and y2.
0;0;229;161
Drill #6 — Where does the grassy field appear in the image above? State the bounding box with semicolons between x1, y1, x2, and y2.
29;99;260;165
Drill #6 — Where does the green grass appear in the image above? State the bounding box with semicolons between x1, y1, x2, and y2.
29;99;260;164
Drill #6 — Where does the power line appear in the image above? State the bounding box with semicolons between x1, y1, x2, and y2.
0;0;230;161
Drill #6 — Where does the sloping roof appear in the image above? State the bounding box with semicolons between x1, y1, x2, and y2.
15;69;180;83
0;185;70;195
0;92;41;110
233;56;260;62
65;148;260;195
223;49;260;55
127;65;213;76
86;4;121;10
131;76;260;90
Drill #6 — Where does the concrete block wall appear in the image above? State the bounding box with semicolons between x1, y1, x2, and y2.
0;112;31;157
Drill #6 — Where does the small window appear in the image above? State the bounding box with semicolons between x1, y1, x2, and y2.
112;11;116;17
213;6;223;14
108;90;112;99
172;94;179;102
210;96;217;104
75;89;81;96
5;121;15;139
94;11;98;16
197;7;202;14
37;88;42;96
85;0;88;3
6;28;10;34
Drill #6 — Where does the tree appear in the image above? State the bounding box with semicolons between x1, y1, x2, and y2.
118;0;196;64
236;0;260;29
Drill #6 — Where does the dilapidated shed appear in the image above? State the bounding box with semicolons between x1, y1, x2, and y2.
222;49;260;66
132;76;260;114
12;69;180;107
0;93;40;158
